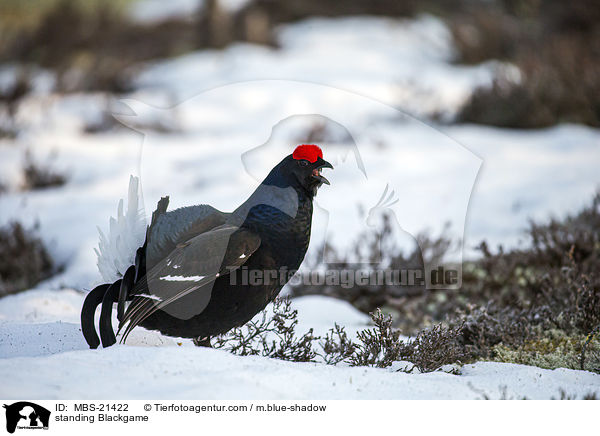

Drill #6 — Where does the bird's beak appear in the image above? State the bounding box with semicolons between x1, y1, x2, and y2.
312;157;333;185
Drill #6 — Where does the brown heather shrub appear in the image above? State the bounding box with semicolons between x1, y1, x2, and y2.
0;0;419;96
319;323;356;365
455;0;600;127
0;0;251;94
216;301;470;373
459;36;600;128
284;192;600;373
289;214;451;319
214;297;319;362
238;0;416;25
22;151;68;190
408;323;469;372
346;309;407;368
0;222;55;297
450;7;524;64
552;389;598;400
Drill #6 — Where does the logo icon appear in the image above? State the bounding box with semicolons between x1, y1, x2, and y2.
3;402;50;433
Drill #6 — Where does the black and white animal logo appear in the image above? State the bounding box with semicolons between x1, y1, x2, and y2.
3;402;50;433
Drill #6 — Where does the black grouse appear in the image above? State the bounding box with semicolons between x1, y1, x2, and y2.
81;144;333;348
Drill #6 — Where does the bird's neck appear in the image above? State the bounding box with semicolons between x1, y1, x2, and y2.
232;182;313;262
231;182;312;225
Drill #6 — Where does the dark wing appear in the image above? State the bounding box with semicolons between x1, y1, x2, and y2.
145;198;228;270
118;224;260;342
115;197;228;324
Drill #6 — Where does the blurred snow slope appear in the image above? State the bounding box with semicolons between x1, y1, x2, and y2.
0;15;599;399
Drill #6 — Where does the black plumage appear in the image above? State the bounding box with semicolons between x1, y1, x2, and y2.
81;146;332;348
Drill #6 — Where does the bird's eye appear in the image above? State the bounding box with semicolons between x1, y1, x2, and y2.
299;160;309;167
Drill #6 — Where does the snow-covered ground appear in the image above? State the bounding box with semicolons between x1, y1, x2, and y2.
1;290;599;399
1;13;599;399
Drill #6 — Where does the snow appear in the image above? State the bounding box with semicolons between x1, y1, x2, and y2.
445;124;600;250
129;0;202;23
129;0;250;24
1;13;599;399
1;291;598;399
4;347;600;400
133;15;498;119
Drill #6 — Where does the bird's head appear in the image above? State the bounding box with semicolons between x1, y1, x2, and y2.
265;144;333;197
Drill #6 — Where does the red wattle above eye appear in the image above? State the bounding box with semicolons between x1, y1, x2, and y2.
292;144;323;163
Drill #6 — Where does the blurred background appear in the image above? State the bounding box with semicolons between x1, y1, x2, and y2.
0;0;599;371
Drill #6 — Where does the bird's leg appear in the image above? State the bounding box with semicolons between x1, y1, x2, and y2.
192;336;212;347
